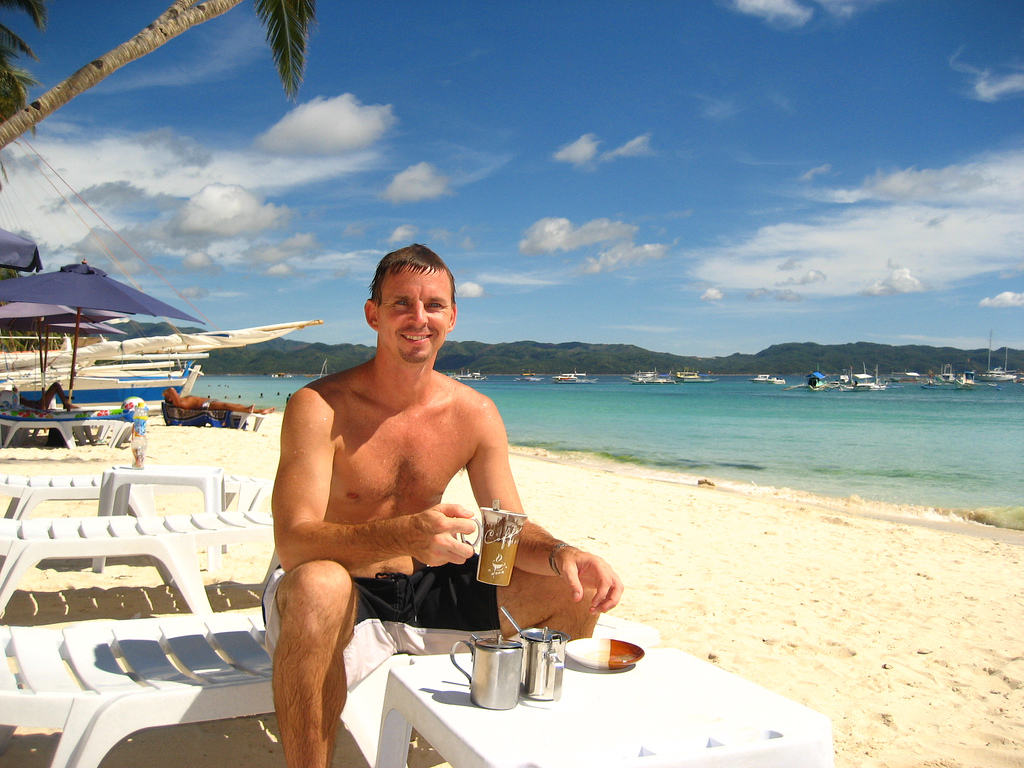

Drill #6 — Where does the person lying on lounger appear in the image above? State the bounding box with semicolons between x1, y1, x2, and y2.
162;387;275;414
6;382;75;411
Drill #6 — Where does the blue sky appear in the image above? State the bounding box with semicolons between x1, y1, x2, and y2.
0;0;1021;357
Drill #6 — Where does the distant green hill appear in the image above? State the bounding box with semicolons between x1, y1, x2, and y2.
122;324;1021;377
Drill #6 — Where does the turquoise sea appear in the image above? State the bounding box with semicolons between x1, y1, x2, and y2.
197;373;1024;530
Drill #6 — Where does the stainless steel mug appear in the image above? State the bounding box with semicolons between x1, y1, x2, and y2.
450;635;524;710
520;628;570;701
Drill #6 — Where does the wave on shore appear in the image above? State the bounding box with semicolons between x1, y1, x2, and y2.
510;444;1024;537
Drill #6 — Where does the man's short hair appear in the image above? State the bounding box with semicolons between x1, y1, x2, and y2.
369;244;456;305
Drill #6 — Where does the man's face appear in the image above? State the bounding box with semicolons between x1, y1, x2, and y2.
365;268;457;365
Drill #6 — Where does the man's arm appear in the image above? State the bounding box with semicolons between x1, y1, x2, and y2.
272;386;477;572
464;396;623;614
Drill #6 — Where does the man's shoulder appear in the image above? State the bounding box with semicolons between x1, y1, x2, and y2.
442;373;500;415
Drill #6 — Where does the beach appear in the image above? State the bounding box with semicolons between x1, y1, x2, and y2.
3;415;1023;767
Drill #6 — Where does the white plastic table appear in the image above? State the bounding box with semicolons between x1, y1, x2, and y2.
376;648;834;768
94;465;226;571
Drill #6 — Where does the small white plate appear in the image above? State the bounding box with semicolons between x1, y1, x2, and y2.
565;638;645;670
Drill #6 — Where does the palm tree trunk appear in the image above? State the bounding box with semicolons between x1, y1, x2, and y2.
0;0;243;150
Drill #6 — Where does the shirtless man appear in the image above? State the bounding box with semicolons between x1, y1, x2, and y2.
265;244;623;767
162;387;275;414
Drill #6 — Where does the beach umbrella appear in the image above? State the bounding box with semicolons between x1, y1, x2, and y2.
0;262;201;404
0;302;130;391
0;228;42;272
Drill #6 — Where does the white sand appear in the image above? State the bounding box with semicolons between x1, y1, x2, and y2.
3;415;1022;767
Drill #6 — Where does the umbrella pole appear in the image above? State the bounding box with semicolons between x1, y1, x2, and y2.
66;308;82;409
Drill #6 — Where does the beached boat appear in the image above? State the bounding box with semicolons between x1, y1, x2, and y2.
553;370;596;383
750;374;786;385
1;320;323;407
674;369;717;383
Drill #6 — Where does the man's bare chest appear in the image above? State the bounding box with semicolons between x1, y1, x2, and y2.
331;412;472;516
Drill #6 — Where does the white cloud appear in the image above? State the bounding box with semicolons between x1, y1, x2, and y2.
861;267;927;296
552;134;653;169
388;225;419;244
728;0;813;27
245;233;318;266
265;263;294;278
979;291;1024;308
458;281;485;298
256;94;396;155
553;134;601;168
519;217;637;254
182;251;217;272
691;148;1024;300
175;184;290;237
701;288;724;301
602;134;654;161
579;242;668;274
799;163;832;182
383;162;452;203
776;269;826;287
950;52;1024;103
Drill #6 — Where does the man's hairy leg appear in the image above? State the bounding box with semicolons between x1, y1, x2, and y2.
497;569;598;640
272;561;357;768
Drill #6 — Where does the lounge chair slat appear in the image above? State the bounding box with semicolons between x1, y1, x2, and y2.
20;519;51;540
112;621;196;688
204;615;273;677
135;517;167;536
162;515;195;535
10;627;83;694
78;517;111;539
62;624;141;694
161;624;252;685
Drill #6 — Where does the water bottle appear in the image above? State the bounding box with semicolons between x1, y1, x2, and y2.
130;403;149;468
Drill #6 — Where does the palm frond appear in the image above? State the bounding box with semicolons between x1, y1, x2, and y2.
253;0;316;100
0;0;47;30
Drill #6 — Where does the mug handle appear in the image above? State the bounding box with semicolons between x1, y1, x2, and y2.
450;639;473;684
458;515;482;550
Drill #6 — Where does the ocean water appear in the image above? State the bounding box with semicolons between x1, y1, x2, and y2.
195;373;1024;529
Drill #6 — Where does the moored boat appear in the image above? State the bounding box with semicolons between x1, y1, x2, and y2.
553;370;597;383
675;369;717;383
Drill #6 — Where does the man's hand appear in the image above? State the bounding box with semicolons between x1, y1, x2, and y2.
555;548;623;614
408;504;479;566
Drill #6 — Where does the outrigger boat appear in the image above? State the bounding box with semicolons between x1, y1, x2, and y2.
1;320;323;407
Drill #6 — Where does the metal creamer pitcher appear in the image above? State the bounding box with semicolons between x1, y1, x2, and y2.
520;628;570;701
450;635;523;710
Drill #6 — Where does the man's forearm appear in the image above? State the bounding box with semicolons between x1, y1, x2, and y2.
512;521;575;576
275;515;413;572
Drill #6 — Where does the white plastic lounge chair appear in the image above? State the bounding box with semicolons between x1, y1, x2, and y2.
0;613;274;768
0;472;272;520
0;510;274;616
0;408;133;449
0;612;655;768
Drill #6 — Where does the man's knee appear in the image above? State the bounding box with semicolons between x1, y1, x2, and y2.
277;560;357;632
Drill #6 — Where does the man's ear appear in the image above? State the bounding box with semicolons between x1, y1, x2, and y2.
364;299;379;331
448;302;458;331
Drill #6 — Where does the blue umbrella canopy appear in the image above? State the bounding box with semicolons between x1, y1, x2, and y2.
0;262;199;321
0;262;201;405
0;229;42;273
0;301;126;327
